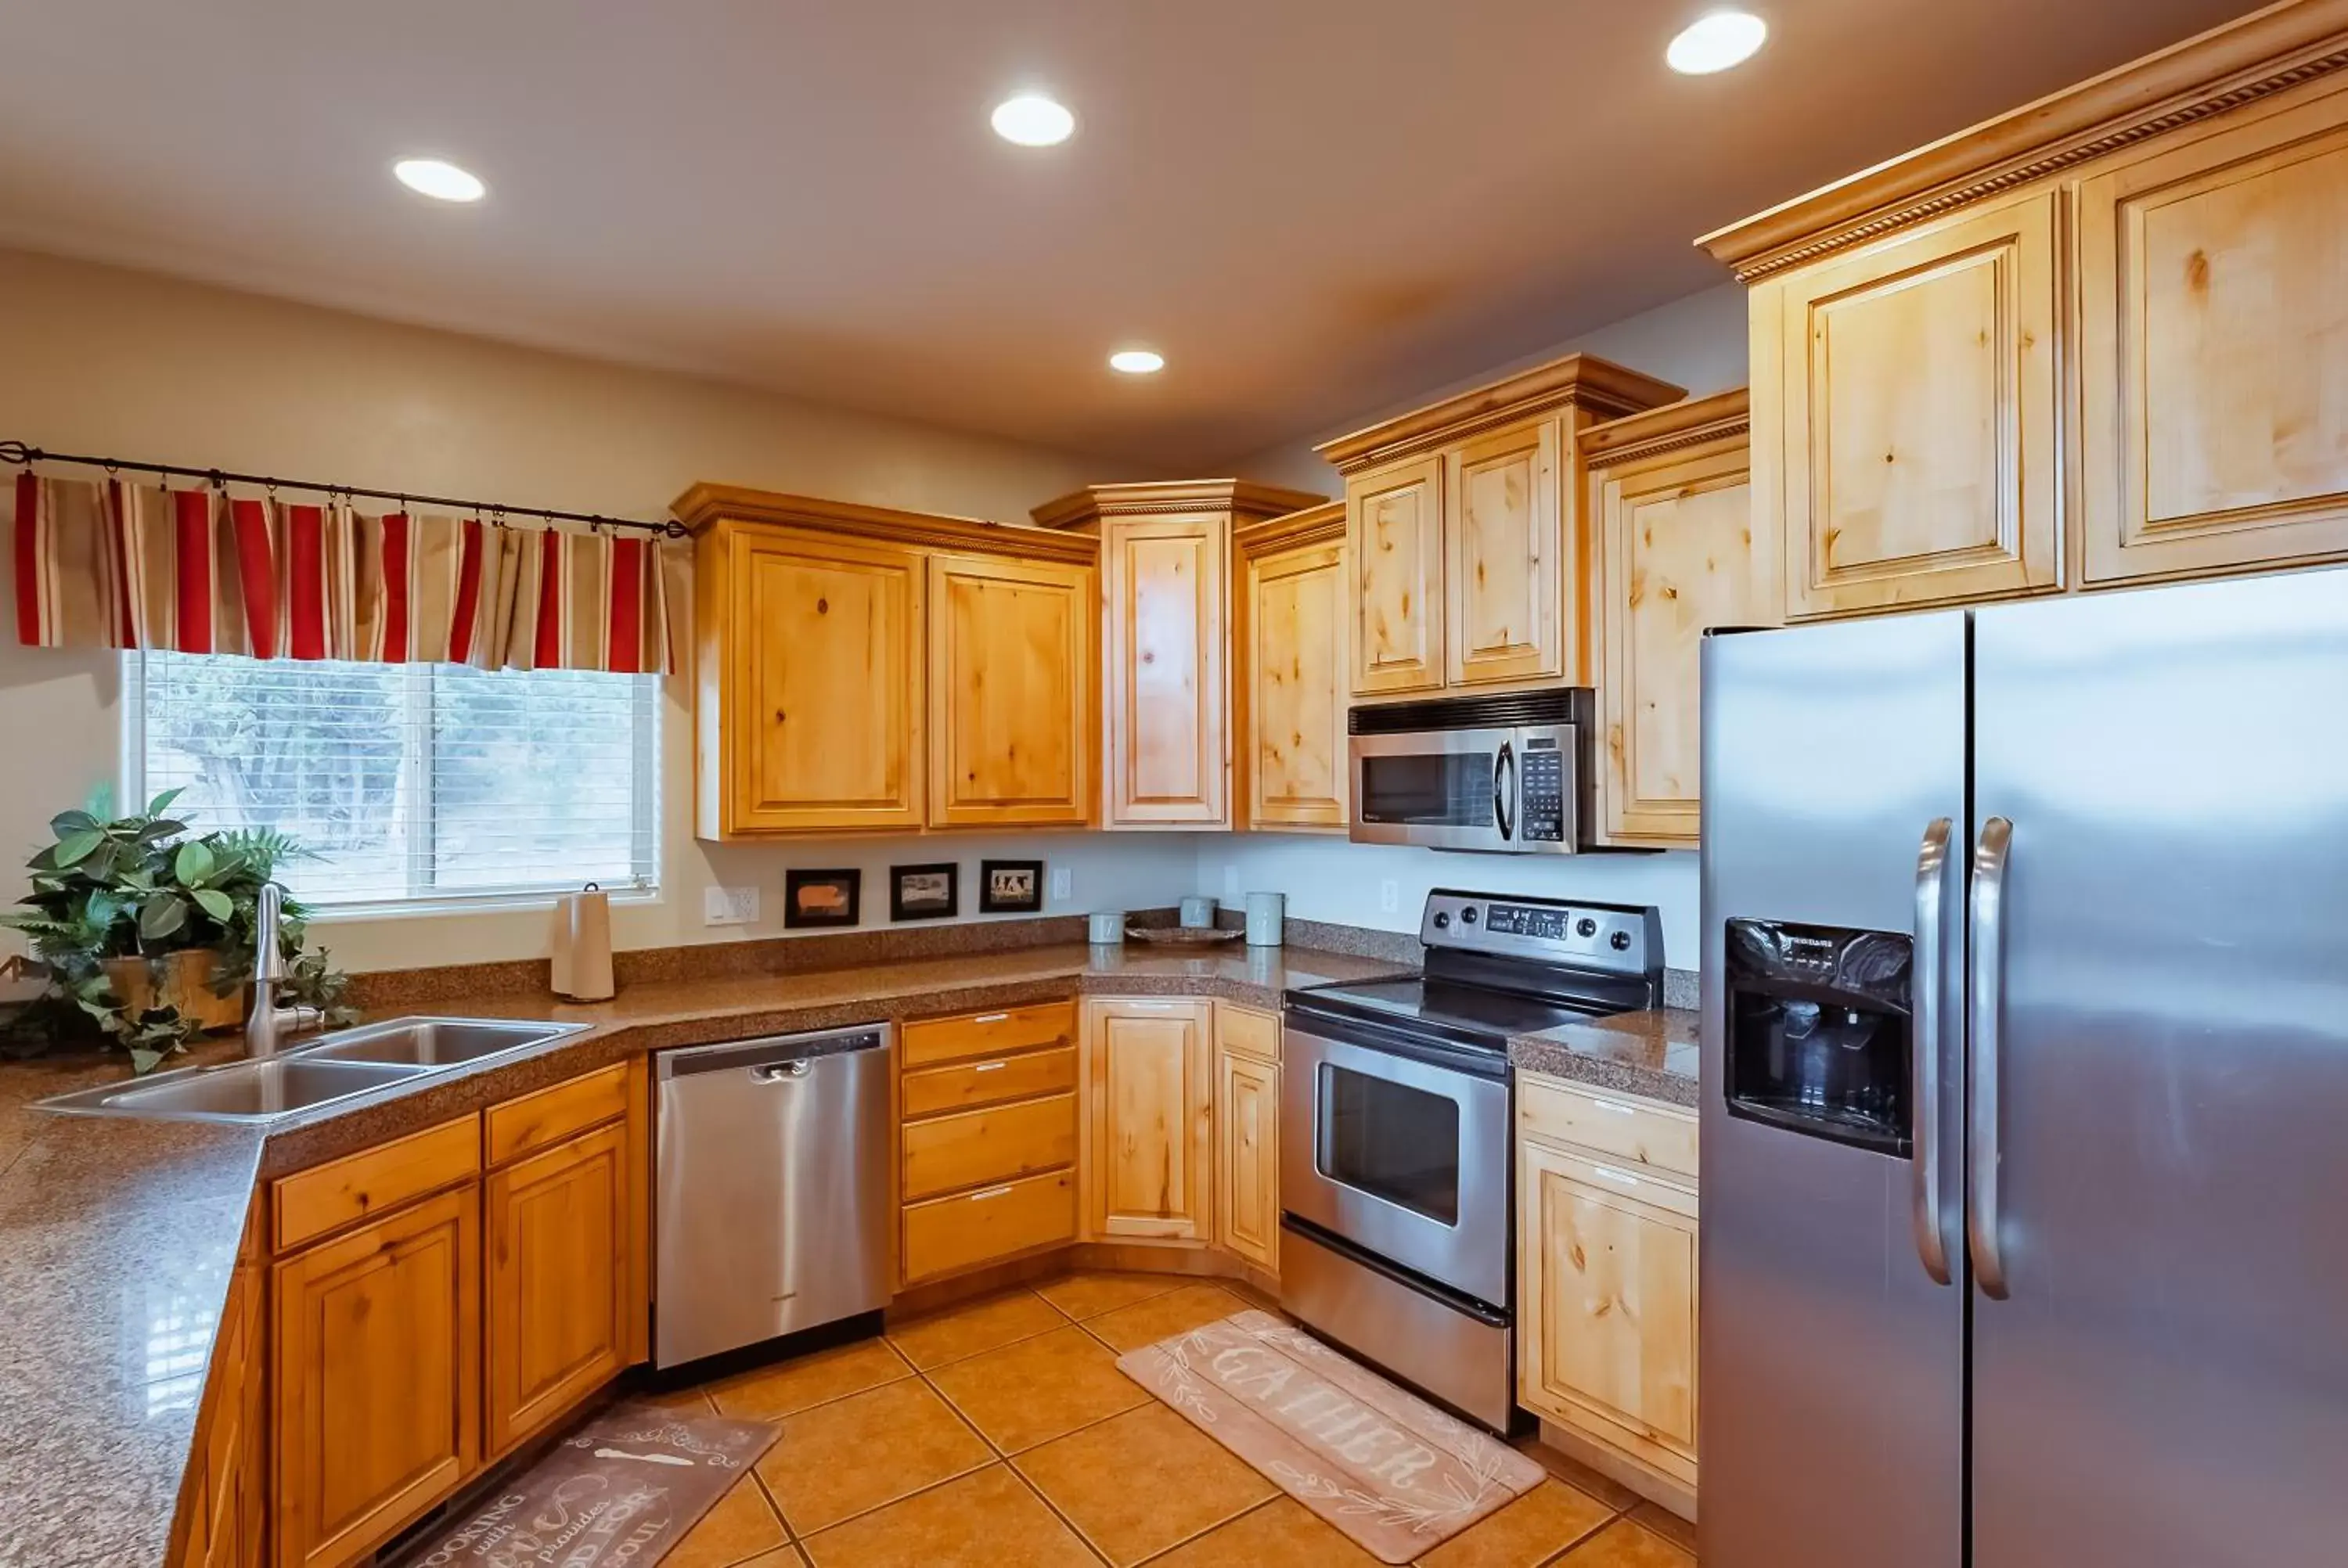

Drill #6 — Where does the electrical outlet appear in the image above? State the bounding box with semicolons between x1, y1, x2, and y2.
703;884;759;926
1050;867;1073;902
1378;879;1401;915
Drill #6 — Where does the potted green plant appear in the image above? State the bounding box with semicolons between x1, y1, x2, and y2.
0;789;356;1071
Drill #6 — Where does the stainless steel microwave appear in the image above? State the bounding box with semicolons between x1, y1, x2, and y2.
1348;691;1592;854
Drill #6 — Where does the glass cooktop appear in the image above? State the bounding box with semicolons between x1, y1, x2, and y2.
1286;976;1611;1048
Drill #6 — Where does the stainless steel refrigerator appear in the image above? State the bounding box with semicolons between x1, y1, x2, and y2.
1698;568;2348;1567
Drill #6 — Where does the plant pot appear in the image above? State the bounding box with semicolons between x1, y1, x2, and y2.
100;949;247;1034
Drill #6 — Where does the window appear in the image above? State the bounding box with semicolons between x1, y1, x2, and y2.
131;652;660;908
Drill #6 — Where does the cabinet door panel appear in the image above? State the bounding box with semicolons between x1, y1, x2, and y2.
1216;1047;1279;1271
1247;541;1347;829
1780;189;2060;616
486;1123;628;1458
1449;419;1565;687
2081;91;2348;582
928;554;1092;826
272;1188;480;1568
1599;446;1772;846
1347;458;1445;696
1082;1000;1213;1241
1518;1142;1697;1475
726;530;924;833
1106;517;1225;825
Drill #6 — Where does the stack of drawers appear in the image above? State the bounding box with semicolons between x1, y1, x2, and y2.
899;1000;1081;1287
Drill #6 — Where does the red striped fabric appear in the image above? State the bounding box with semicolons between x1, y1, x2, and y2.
607;536;644;675
448;517;484;664
13;472;40;647
172;488;213;654
533;528;564;671
228;498;278;659
286;503;325;660
103;480;139;648
381;512;411;662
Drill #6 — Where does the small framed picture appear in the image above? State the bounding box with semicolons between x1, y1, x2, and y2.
783;868;861;929
979;858;1045;915
890;862;959;922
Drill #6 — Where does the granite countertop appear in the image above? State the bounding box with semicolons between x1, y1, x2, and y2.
0;938;1411;1568
1507;1005;1702;1109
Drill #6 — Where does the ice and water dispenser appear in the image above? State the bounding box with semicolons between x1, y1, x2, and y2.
1723;918;1914;1156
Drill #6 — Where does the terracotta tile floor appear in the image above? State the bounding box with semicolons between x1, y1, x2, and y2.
650;1271;1697;1568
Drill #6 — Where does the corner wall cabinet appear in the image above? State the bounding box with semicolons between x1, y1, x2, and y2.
1316;354;1684;702
679;485;1098;838
1517;1071;1700;1518
1032;480;1326;829
1582;391;1776;848
1236;502;1349;833
1705;4;2348;614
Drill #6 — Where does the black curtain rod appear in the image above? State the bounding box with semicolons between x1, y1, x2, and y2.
0;440;686;538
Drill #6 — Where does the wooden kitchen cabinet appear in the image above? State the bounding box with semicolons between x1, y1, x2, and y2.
1238;501;1349;831
927;551;1093;828
1033;480;1325;829
1213;1003;1280;1272
1080;998;1215;1243
1517;1071;1699;1513
1321;354;1683;702
1584;390;1775;847
2077;77;2348;584
484;1120;631;1458
675;485;1100;839
271;1185;481;1568
168;1210;265;1568
694;523;925;836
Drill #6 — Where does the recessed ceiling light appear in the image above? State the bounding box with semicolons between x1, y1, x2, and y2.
393;157;487;203
1666;10;1768;74
992;94;1075;147
1108;349;1165;375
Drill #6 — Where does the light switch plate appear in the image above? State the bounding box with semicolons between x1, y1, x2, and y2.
1049;867;1073;902
703;885;759;926
1378;879;1401;915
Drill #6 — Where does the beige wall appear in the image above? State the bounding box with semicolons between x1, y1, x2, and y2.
0;247;1194;977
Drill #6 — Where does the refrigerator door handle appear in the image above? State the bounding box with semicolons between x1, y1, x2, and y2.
1911;818;1954;1286
1968;816;2015;1300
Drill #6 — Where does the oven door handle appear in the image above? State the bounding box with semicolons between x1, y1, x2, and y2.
1493;740;1515;840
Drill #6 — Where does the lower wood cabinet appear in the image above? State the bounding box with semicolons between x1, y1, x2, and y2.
1517;1073;1700;1509
484;1120;631;1458
1212;1004;1280;1272
271;1185;481;1568
171;1210;265;1568
1080;998;1215;1243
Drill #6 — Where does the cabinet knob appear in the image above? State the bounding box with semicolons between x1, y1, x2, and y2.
774;710;787;724
816;597;830;614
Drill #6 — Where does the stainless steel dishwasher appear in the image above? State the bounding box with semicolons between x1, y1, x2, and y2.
654;1022;892;1368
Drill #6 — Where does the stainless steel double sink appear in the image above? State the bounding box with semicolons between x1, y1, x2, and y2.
37;1016;590;1124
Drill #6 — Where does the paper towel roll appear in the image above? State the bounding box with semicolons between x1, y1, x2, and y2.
557;883;616;1002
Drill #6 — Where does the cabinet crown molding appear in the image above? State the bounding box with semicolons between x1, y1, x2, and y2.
672;482;1098;564
1697;0;2348;280
1314;352;1686;475
1030;478;1328;530
1235;498;1347;556
1581;389;1752;470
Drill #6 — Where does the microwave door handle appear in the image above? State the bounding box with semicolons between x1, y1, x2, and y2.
1493;741;1515;840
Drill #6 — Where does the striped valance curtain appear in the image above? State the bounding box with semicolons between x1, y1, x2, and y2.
7;473;677;674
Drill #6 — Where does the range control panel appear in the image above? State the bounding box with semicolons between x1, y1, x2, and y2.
1419;889;1659;975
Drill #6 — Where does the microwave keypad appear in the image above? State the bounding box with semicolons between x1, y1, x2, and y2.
1520;747;1565;841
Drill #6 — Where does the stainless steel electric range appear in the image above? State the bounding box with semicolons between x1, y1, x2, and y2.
1279;887;1663;1432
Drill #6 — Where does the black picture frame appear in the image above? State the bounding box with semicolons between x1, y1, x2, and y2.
889;862;960;922
978;858;1045;914
783;868;861;929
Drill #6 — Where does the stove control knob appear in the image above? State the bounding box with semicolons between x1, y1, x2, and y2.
1433;912;1451;930
1576;917;1598;938
1610;930;1633;951
1461;907;1478;925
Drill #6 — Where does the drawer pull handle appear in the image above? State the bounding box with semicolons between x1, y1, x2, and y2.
973;1061;1007;1074
973;1012;1011;1024
1593;1099;1636;1116
1592;1164;1643;1188
971;1185;1014;1200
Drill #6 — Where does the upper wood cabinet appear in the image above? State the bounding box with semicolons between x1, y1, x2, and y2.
1237;502;1349;833
1033;480;1324;830
927;551;1093;827
1705;4;2348;613
1584;392;1777;848
678;485;1100;837
1318;354;1684;702
1080;997;1215;1244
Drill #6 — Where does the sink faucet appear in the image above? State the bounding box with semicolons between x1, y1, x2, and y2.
247;881;320;1059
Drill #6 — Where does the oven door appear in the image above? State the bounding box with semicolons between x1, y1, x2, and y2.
1280;1016;1511;1309
1350;725;1517;851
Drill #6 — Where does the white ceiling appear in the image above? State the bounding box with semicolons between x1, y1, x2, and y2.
0;0;2261;469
